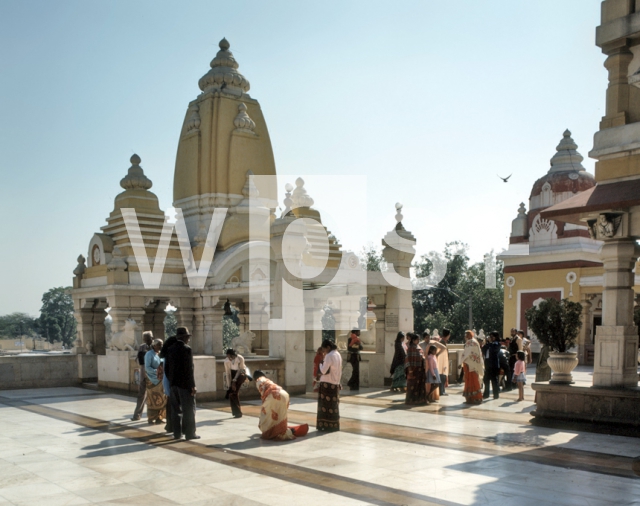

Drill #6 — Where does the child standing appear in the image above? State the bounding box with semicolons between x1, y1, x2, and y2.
513;351;527;401
425;345;441;401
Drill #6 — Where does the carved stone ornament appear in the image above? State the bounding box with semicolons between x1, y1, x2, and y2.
73;255;86;277
588;213;623;239
185;103;201;133
291;178;314;208
198;38;250;96
107;246;128;272
597;213;621;238
120;154;152;191
233;103;256;134
506;276;516;299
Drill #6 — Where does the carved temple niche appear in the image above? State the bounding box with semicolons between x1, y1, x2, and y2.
74;298;109;355
143;298;168;341
92;299;108;355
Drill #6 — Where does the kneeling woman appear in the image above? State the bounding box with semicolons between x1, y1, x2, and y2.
253;371;308;440
144;338;167;424
316;339;342;432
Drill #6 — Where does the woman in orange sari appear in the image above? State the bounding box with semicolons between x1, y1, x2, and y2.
461;330;484;404
253;371;308;440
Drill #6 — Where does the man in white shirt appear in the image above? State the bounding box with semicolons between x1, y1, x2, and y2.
224;348;248;418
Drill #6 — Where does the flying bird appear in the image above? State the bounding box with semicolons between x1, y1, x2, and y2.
498;174;512;183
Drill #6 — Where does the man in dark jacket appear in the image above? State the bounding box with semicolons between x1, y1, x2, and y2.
482;331;501;400
165;327;199;440
499;344;512;391
159;332;178;434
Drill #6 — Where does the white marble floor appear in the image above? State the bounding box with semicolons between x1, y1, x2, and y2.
0;370;639;505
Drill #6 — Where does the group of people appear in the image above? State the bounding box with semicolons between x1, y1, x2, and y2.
130;327;199;439
131;327;309;441
389;328;534;406
390;329;451;405
130;325;545;441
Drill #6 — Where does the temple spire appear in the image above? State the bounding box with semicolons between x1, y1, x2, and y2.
120;154;152;190
548;129;585;173
198;38;250;96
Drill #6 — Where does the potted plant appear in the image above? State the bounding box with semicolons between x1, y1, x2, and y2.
525;298;582;384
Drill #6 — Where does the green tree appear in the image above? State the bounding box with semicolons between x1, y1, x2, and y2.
321;304;336;343
38;287;76;346
413;242;469;340
359;244;383;272
525;298;583;353
222;308;240;350
164;309;177;338
412;242;504;342
0;313;38;339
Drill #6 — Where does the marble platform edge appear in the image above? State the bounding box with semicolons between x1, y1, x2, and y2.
532;382;640;428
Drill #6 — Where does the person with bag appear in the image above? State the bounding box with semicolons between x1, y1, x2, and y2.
131;331;153;421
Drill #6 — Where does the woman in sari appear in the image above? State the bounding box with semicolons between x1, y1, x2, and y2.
390;331;407;392
144;338;167;424
316;339;342;432
404;333;427;405
253;371;308;440
461;330;484;404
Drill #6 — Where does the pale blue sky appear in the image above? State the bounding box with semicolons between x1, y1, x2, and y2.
0;0;604;315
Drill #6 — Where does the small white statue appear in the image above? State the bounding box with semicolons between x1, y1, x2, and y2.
108;319;138;351
231;330;255;355
86;342;94;355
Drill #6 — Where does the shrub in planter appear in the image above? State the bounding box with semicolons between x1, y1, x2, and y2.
525;298;583;353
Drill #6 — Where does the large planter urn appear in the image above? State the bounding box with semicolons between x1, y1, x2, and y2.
547;351;579;384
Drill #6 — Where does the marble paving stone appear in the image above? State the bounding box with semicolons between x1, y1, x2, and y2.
73;483;148;502
155;485;233;504
1;385;640;506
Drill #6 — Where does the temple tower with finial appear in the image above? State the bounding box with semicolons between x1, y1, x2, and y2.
173;38;277;249
499;130;603;363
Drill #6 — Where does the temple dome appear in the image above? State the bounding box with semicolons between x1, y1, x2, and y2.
529;130;595;208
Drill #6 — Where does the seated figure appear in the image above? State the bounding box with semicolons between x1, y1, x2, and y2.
253;370;308;440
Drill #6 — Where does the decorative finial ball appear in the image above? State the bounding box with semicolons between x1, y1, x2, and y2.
285;183;294;193
295;177;305;187
563;129;571;137
238;103;247;112
130;154;141;165
395;202;403;211
219;38;230;51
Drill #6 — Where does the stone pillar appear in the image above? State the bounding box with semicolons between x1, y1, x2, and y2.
192;310;205;355
203;308;225;356
269;217;306;394
601;47;634;129
333;303;360;349
381;204;416;378
593;239;640;387
577;296;592;365
74;306;94;354
153;301;168;340
92;302;108;355
305;305;324;390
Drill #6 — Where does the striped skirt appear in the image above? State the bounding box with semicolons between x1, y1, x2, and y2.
317;382;340;432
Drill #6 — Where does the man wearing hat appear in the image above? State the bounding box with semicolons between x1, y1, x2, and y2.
165;327;199;440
